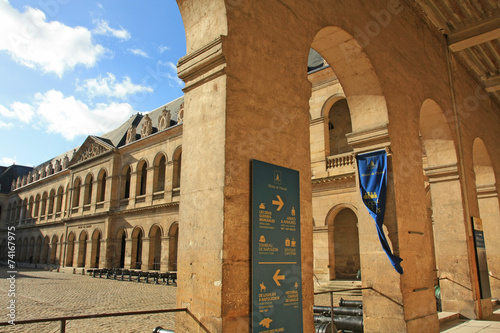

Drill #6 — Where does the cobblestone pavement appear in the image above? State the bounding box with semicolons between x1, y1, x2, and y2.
0;266;342;333
0;267;178;333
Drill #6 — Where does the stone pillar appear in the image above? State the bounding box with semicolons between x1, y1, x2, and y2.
124;238;133;269
310;117;329;178
161;236;170;272
175;34;313;331
477;185;500;299
129;171;138;207
165;162;174;201
425;164;477;318
141;238;150;271
313;226;330;282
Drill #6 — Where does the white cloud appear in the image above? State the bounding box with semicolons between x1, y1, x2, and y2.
0;1;105;77
34;90;136;140
158;45;170;53
77;73;153;99
129;48;150;58
93;19;130;40
0;102;34;123
0;157;17;165
0;120;14;129
0;90;136;141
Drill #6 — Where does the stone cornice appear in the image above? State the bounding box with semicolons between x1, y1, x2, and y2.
178;36;226;92
346;125;391;153
424;163;460;183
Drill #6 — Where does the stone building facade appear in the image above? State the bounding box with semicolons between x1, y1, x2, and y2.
2;1;500;332
0;97;184;274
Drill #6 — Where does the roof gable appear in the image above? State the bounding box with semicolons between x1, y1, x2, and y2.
68;136;114;167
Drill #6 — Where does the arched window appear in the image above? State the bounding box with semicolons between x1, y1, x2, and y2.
72;178;81;208
136;161;148;196
122;166;131;199
84;174;94;205
34;194;41;218
28;196;34;219
154;154;167;192
40;192;48;216
55;187;64;213
327;99;353;156
97;170;107;202
48;189;56;216
172;147;182;189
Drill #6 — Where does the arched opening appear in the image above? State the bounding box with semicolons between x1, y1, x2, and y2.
90;229;102;268
66;232;75;267
136;160;148;196
77;231;88;267
34;194;40;218
131;227;143;269
122;165;132;199
97;170;107;202
473;138;500;298
48;189;55;217
28;237;35;263
34;236;42;264
116;229;127;269
172;147;182;190
419;99;474;314
40;192;48;216
55;186;64;214
154;154;167;193
149;225;163;270
168;222;179;271
72;178;82;208
41;235;50;264
28;196;34;219
327;99;353;156
50;235;58;265
84;174;94;205
331;208;360;279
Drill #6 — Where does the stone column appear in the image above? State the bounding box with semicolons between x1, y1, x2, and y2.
425;164;478;318
161;236;170;272
124;238;133;269
310;117;329;178
141;238;150;271
129;171;138;207
477;185;500;299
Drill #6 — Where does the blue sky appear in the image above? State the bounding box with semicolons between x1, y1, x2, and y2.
0;0;185;167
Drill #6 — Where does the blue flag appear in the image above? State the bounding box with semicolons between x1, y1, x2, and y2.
356;150;403;274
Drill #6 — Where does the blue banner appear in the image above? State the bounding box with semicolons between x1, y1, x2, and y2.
356;150;403;274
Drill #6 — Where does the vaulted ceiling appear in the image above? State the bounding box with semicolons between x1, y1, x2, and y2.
415;0;500;103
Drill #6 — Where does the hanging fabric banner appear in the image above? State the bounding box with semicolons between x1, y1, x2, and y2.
356;150;403;274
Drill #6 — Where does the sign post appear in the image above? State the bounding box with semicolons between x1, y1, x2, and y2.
251;160;303;332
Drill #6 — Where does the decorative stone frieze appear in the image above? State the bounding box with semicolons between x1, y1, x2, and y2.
141;114;153;138
158;108;171;131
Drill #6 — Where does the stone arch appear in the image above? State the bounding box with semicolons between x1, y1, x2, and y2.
473;138;500;298
28;237;35;263
72;177;82;208
116;228;128;269
90;229;102;268
28;196;34;220
326;98;353;156
121;165;132;199
97;168;108;203
311;26;389;133
136;159;149;196
153;152;168;193
48;189;56;216
34;193;41;218
419;99;474;314
55;186;64;214
50;235;58;265
66;232;76;267
320;93;346;119
84;173;94;206
149;224;164;270
41;235;50;264
34;236;43;264
131;226;144;269
40;192;48;216
77;230;88;267
172;146;182;189
168;222;179;271
324;205;360;280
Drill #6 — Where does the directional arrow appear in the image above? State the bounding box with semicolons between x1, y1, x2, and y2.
273;269;285;286
272;195;284;211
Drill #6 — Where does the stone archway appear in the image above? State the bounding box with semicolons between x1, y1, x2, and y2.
168;222;178;272
419;99;477;317
131;227;143;270
473;138;500;299
90;229;102;268
332;208;360;279
149;225;163;270
77;231;88;267
116;229;127;269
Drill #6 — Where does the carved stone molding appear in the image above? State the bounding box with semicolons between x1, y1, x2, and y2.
346;125;390;153
424;163;460;184
141;114;153;138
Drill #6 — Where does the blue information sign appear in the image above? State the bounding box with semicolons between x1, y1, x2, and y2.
251;160;303;332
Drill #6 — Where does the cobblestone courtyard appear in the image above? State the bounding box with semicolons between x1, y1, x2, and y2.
0;266;178;332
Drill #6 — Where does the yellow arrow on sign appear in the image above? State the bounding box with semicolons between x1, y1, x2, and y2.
272;195;284;211
273;269;285;286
